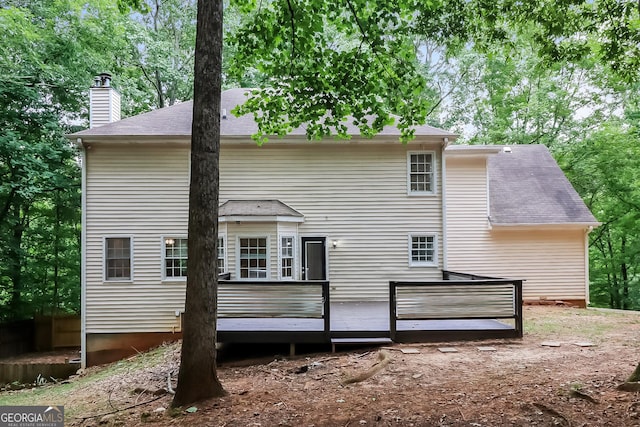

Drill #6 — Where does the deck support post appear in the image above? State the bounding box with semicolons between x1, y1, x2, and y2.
289;343;296;357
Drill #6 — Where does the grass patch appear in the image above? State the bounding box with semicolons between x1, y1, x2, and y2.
0;343;175;418
523;307;626;341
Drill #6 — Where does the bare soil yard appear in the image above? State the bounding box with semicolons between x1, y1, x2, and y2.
1;306;639;426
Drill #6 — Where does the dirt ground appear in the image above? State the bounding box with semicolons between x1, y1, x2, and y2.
5;306;640;426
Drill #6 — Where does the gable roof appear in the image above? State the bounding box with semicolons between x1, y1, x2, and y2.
488;145;598;226
70;88;457;140
219;200;304;223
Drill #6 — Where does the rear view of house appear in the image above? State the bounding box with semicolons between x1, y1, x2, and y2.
69;77;598;366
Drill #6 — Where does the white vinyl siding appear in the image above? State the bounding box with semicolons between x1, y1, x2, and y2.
445;155;588;302
407;151;436;195
163;237;187;280
89;87;120;128
84;141;443;333
86;145;189;333
220;143;444;300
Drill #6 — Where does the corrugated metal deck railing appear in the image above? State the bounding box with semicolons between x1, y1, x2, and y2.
216;280;331;343
215;272;523;344
390;271;524;342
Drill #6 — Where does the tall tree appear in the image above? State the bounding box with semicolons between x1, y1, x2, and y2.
0;0;136;320
172;0;226;406
558;115;640;310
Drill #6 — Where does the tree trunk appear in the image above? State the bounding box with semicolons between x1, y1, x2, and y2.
620;236;629;310
53;192;61;313
8;202;27;319
606;234;620;309
628;362;640;383
172;0;226;407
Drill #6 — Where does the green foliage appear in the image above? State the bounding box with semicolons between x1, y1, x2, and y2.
417;0;640;83
229;0;431;143
558;111;640;310
0;0;131;320
1;0;638;320
227;0;640;144
125;0;197;109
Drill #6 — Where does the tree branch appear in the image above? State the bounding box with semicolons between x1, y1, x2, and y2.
138;64;164;109
75;394;166;422
426;69;469;118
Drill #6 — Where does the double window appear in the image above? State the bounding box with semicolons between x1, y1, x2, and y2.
239;237;268;279
409;234;437;267
105;237;132;281
408;152;435;194
162;236;227;279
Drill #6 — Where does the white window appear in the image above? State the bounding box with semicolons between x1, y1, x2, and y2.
105;237;132;281
238;237;268;279
164;237;187;279
279;236;295;280
408;151;435;194
409;234;437;266
217;236;227;275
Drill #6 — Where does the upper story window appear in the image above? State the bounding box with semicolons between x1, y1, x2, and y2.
217;236;227;275
105;237;132;281
279;236;295;280
408;151;435;195
409;234;437;267
239;237;268;279
164;237;188;279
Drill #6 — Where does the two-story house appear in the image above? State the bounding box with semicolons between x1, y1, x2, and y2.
69;75;598;366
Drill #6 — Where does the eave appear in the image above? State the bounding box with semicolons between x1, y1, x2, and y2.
489;222;601;231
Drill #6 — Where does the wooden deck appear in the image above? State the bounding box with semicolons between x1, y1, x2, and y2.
215;274;523;344
217;301;518;343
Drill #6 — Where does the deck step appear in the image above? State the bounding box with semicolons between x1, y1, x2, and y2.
330;337;393;352
331;337;392;344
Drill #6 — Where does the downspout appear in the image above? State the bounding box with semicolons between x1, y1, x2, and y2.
441;138;448;271
486;157;491;226
77;138;88;368
584;226;593;306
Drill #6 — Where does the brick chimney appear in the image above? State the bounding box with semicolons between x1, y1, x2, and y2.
89;73;121;128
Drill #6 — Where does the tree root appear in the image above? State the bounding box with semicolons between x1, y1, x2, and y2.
627;363;640;383
570;388;599;403
617;382;640;392
533;402;571;427
340;350;391;386
75;393;166;422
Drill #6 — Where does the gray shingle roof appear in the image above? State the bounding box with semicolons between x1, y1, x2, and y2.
71;88;457;139
488;145;598;225
219;200;304;218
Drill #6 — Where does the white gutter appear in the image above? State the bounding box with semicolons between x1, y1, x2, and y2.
78;138;87;368
489;222;601;230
